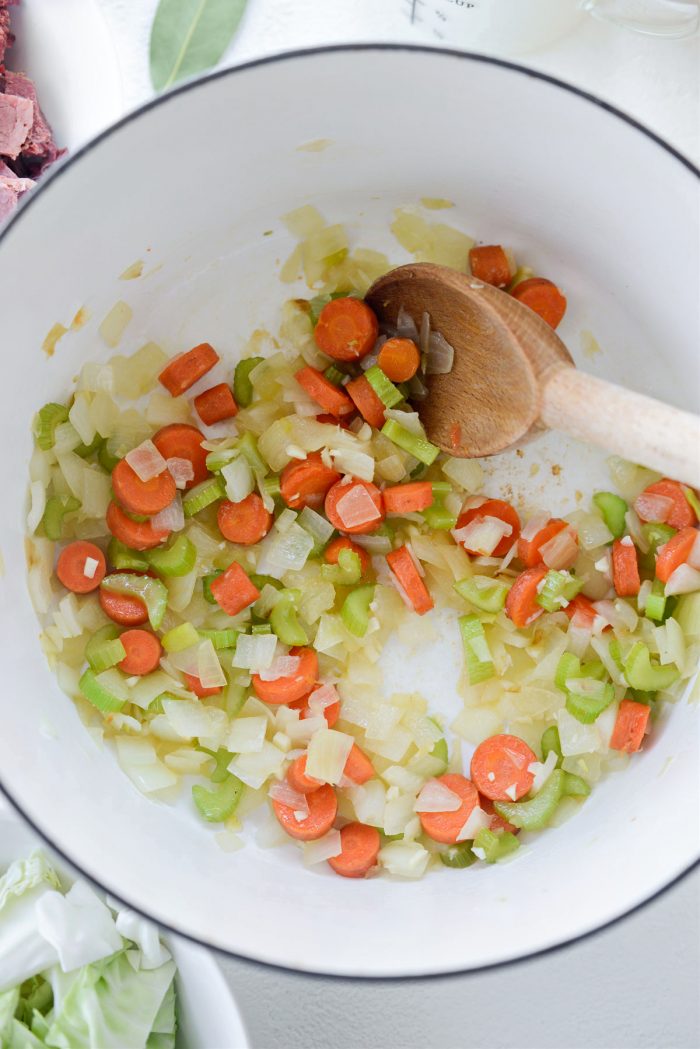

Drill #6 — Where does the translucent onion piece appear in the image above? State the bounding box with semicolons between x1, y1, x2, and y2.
414;779;462;812
528;750;559;793
520;512;550;543
425;330;455;375
331;446;375;482
540;526;578;569
456;805;490;841
227;716;267;754
256;523;314;578
259;655;301;682
233;633;278;672
453;516;512;555
151;494;184;533
688;531;700;570
198;639;226;688
384;408;424;435
396;306;419;341
306;728;354;784
303;829;342;865
307;683;340;716
125;439;168;482
222;456;255;503
624;508;649;553
269;781;310;817
633;492;674;524
666;563;700;596
335;485;382;529
167;457;194;489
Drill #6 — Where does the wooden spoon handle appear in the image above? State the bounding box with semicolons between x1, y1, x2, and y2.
541;366;700;488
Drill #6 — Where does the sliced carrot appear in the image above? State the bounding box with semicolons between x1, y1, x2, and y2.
469;245;512;288
273;782;337;841
111;459;176;516
343;743;374;785
252;646;318;704
564;594;610;629
217;494;273;546
345;375;386;430
471;734;536;802
635;478;696;530
56;541;106;594
314;298;378;362
118;629;163;676
328;822;381;878
386;545;434;615
280;452;341;511
289;689;340;728
158;342;219;397
183;672;223;698
99;574;149;626
612;538;640;597
106;500;170;551
377;337;421;382
152;423;209;488
383;481;434;514
295;366;354;417
505;565;548;628
517;517;568;568
609;699;650;753
511;278;567;329
418;773;479;845
316;412;354;430
194;383;238;425
210;562;260;616
480;796;518;834
287;754;323;794
456;498;521;558
324;536;370;576
325;478;385;535
656;527;698;583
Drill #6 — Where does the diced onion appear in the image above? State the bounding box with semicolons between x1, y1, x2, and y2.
335;485;382;529
633;492;674;523
624;509;649;553
233;633;278;672
269;781;310;817
425;331;454;375
307;683;340;716
256;523;314;578
259;655;301;681
151;495;184;533
441;459;484;492
303;830;342;865
198;639;226;689
114;738;177;794
125;439;168;482
27;481;46;533
222;456;255;503
331;446;375;482
665;563;700;596
499;541;519;572
384;408;423;435
688;531;700;570
306;728;354;784
228;742;285;789
396;306;419;341
83;557;99;579
527;750;559;793
352;533;392;555
520;512;550;543
456;806;490;841
378;840;430;878
414;779;461;812
228;716;267;754
453;515;512;555
540;526;578;569
167;457;194;489
298;506;335;545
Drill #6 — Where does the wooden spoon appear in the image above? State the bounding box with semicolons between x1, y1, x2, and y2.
366;263;700;488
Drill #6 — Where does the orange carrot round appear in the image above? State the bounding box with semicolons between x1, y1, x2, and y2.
194;383;238;425
343;743;374;785
273;782;337;841
609;699;650;753
314;298;378;362
386;545;434;615
383;481;434;515
183;672;223;698
152;424;209;488
328;822;381;878
158;342;219;397
656;526;697;583
252;646;318;704
480;795;518;834
505;565;548;628
635;478;696;530
99;576;149;626
56;541;106;594
565;594;602;627
345;375;386;429
287;754;323;795
511;278;567;329
377;337;421;382
418;773;479;845
106;500;170;551
456;498;521;558
111;459;176;517
325;478;385;535
517;517;568;568
280;453;341;511
612;538;640;597
469;245;512;288
289;690;340;728
295;366;354;417
217;494;273;546
470;734;536;802
118;629;163;676
324;536;370;576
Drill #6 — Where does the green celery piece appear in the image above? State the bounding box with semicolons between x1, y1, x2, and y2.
85;625;126;673
98;434;129;472
238;431;267;474
440;842;477;868
555;652;581;692
270;590;309;646
341;584;375;638
593;491;628;539
454;577;510;614
608;637;624;671
427;716;448;773
624;642;680;691
261;474;281;498
161;622;199;653
541;726;563;767
409;461;429;481
473;828;520;863
251;623;273;635
34;402;69;450
459;614;494;685
249;573;283;592
233;357;264;408
196;745;235;784
202;570;224;604
565;679;615;724
629;688;656;706
364;365;403;408
199;628;239;650
683;486;700;520
147;534;196;577
100;573;168;630
75;433;104;459
580;660;607;680
562;772;591;797
192;774;244;822
381;419;439;466
421;504;458;531
42;494;81;540
107;538;149;572
205;446;238;473
645;579;667;622
494;769;565;830
225;684;248;718
183;477;225;517
536;570;583;613
431;482;452;496
79;668;126;713
321;547;362;586
323;364;346;386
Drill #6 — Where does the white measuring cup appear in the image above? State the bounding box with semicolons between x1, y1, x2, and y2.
402;0;699;54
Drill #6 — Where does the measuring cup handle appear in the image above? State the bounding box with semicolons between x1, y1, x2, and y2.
581;0;700;37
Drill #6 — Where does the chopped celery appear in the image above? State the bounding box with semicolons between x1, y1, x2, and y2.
205;447;239;473
642;522;676;556
147;534;196;577
261;474;281;498
98;435;125;472
192;774;244;822
238;431;267;474
459;614;494;685
202;570;224;603
494;769;565;830
225;684;247;718
199;628;239;650
34;402;69;450
321;547;362;586
440;842;477;868
421;504;458;531
473;828;520;863
75;433;103;459
593;491;628;539
341;584;375;638
101;573;168;629
251;623;273;635
454;577;510;614
270;589;309;646
85;625;126;673
624;642;679;691
565;679;615;724
536;570;582;612
427;716;449;773
161;622;199;652
79;668;126;713
541;726;563;767
555;652;581;692
431;482;452;496
645;579;667;622
210;747;235;783
183;477;225;517
381;419;439;466
323;364;346;386
608;638;624;671
676;591;700;637
150;691;181;713
107;538;149;572
364;366;403;409
249;573;283;592
42;494;80;540
562;772;591;797
683;486;700;520
233;357;264;408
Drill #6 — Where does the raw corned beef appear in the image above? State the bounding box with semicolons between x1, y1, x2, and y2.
0;90;32;158
5;71;64;171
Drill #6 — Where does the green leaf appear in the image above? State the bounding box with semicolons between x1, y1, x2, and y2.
150;0;249;92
